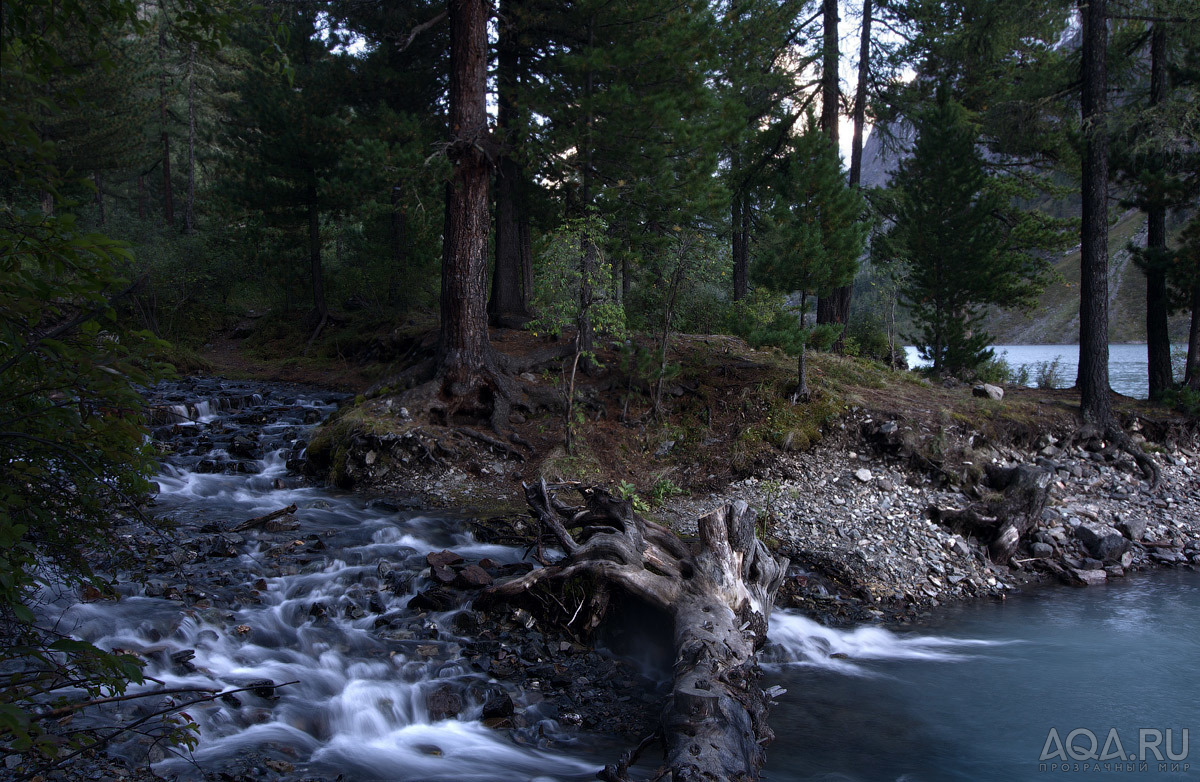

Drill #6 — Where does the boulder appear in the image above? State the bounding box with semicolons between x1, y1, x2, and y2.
427;550;465;569
426;685;463;721
1030;542;1054;558
1115;517;1148;542
972;384;1004;401
1074;523;1131;564
1071;568;1108;586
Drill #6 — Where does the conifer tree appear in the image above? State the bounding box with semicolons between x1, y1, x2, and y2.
753;117;867;397
877;96;1053;375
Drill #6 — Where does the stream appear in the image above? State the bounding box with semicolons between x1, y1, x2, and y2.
45;380;1199;780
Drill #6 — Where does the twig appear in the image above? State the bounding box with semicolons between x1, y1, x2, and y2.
231;503;298;532
37;686;219;721
17;681;300;781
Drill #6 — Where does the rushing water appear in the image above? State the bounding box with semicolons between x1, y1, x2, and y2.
903;344;1189;400
44;380;1200;780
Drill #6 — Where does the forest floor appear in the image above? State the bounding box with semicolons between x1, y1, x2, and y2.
200;322;1200;624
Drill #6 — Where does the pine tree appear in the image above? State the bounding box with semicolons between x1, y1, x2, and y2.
753;117;867;396
877;96;1053;375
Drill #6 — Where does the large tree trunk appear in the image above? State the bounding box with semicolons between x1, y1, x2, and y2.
489;483;788;782
489;0;533;329
1077;0;1112;426
390;184;407;305
1145;24;1172;400
816;0;849;333
439;0;496;394
158;0;175;229
185;32;196;234
732;190;749;301
307;176;326;320
848;0;872;190
1187;281;1200;390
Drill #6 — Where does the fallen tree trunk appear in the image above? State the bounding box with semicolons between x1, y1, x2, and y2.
485;482;788;781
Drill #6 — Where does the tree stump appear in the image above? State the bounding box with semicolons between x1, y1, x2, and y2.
930;464;1052;564
485;482;789;781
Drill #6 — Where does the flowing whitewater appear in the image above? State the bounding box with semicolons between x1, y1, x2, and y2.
50;380;602;781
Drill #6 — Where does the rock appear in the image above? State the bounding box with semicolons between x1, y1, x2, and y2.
1116;517;1147;541
431;566;457;584
247;679;276;698
854;468;873;483
481;687;515;719
1072;568;1108;586
454;564;493;588
972;384;1004;401
427;685;463;721
427;550;465;569
655;440;676;458
1074;522;1132;564
1030;542;1054;558
408;587;457;612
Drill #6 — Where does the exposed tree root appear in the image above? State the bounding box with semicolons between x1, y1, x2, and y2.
484;482;789;781
1068;422;1160;487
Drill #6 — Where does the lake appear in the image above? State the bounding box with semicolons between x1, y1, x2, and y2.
903;344;1188;400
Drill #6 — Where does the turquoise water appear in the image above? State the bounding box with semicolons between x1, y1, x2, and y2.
762;570;1200;780
904;344;1189;400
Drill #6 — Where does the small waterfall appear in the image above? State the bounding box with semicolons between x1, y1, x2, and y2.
764;609;1006;675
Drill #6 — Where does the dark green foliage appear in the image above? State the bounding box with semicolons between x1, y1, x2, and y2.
753;117;868;305
876;96;1057;376
0;0;185;761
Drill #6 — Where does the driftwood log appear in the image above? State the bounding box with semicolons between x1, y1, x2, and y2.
930;464;1051;564
486;481;789;781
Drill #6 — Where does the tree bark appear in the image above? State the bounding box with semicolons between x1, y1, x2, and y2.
1144;24;1172;400
93;172;105;225
848;0;872;191
307;175;326;320
438;0;495;392
488;484;788;782
1077;0;1113;425
185;31;196;234
158;0;174;228
931;465;1052;565
732;190;749;301
489;0;533;329
577;19;597;364
816;0;849;333
1186;281;1200;390
390;184;407;305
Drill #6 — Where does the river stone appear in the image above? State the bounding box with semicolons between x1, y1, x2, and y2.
854;468;873;483
408;587;457;612
1116;517;1148;541
427;550;465;569
426;685;463;720
1074;522;1131;563
454;564;493;588
1072;568;1107;586
1030;542;1054;558
972;384;1004;401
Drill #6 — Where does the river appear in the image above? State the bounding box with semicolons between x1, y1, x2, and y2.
45;380;1199;780
903;344;1189;400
